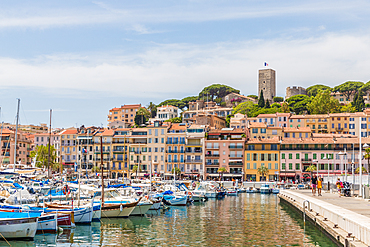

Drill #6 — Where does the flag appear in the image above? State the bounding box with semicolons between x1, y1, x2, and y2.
74;162;78;172
264;62;268;66
82;148;87;154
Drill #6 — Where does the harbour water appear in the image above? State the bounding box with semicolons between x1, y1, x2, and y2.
5;194;336;246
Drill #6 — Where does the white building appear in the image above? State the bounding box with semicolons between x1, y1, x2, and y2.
150;105;179;122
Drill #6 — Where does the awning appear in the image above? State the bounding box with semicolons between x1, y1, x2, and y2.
229;160;243;162
207;174;220;177
279;173;296;177
223;174;242;177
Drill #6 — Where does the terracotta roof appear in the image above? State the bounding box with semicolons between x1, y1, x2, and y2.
110;108;120;111
60;129;78;135
249;122;266;128
329;113;351;117
120;104;141;109
257;114;277;118
289;115;305;119
267;126;283;130
312;133;354;138
281;137;370;144
208;129;245;135
169;124;187;130
302;114;328;119
283;127;311;133
276;113;291;117
95;129;114;136
246;137;280;144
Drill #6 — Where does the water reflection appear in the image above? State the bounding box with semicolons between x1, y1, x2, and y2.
0;194;337;246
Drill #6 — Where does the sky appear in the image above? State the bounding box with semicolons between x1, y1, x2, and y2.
0;0;369;128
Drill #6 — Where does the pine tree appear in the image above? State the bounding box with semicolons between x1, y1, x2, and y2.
258;90;265;108
356;91;365;112
265;99;270;108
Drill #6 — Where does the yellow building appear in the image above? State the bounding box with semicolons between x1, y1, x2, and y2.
304;114;329;133
328;113;350;134
245;137;280;181
107;104;142;126
111;128;130;178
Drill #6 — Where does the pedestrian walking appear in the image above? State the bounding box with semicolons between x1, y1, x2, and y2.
336;178;343;197
311;174;317;196
317;176;322;196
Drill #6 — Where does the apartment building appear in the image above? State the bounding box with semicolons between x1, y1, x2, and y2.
0;129;33;167
183;100;232;120
150;105;178;122
248;122;282;139
76;126;99;172
107;104;142;125
230;113;248;130
166;123;187;177
245;137;280;182
184;113;226;129
147;121;168;176
111;128;130;178
205;129;246;180
128;128;149;177
34;132;61;163
283;127;311;138
185;125;206;179
304;114;329;133
93;129;114;177
288;115;304;128
256;114;276;127
60;128;78;169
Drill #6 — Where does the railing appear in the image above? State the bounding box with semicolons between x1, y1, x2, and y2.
301;158;312;162
186;159;202;163
206;146;220;149
186;149;202;153
206;162;219;166
166;150;185;153
229;162;243;166
229;145;243;149
205;154;219;157
229;155;243;158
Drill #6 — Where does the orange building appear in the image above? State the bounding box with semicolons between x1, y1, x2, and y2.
108;104;142;126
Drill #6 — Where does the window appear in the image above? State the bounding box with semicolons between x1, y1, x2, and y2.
268;163;271;169
289;163;293;170
296;153;300;159
252;128;258;133
272;130;277;135
246;153;250;161
288;153;292;159
282;153;285;159
247;163;250;169
271;144;277;150
253;163;257;169
295;163;300;170
261;144;265;150
282;163;286;170
313;153;317;159
261;129;266;134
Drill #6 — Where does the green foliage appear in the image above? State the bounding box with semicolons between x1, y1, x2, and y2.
352;91;365;112
165;117;182;123
281;102;290;113
258;90;265;108
359;81;370;92
147;102;157;118
286;94;312;114
91;166;101;173
158;99;186;110
198;84;239;104
257;166;269;181
305;165;317;176
225;115;233;128
355;166;368;174
247;95;258;99
306;85;331;97
265;99;270;108
30;144;58;169
307;90;340;114
341;104;356;113
273;96;284;102
333;81;364;99
271;103;281;108
232;101;258;115
217;167;227;173
220;102;226;107
171;167;182;176
134;108;150;126
181;96;198;110
250;108;280;117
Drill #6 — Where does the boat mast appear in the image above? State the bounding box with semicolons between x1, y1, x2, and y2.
0;107;3;162
13;99;20;172
100;135;104;204
48;109;52;177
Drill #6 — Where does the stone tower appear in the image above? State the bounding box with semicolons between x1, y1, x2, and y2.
258;68;276;102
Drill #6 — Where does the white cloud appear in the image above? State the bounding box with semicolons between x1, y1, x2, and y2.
0;32;369;100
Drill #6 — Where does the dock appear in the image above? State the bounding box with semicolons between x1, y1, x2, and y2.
279;189;370;247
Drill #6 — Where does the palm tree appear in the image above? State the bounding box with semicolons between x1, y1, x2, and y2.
218;167;227;181
132;165;140;178
257;166;269;181
147;102;157;118
91;165;101;173
306;165;317;177
171;167;181;179
364;147;370;175
355;166;367;174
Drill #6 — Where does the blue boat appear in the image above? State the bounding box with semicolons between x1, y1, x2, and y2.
260;184;272;194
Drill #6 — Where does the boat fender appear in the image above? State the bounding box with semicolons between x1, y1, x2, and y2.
120;204;123;212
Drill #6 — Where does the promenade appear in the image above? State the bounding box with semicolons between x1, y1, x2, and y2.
279;189;370;247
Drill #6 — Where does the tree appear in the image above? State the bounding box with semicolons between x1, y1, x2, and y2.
265;99;270;108
247;95;258;100
306;85;332;97
198;84;240;103
286;94;311;114
333;81;364;100
181;96;199;110
134;108;150;126
147;102;157;118
352;91;365;112
273;96;284;102
158;99;186;110
364;148;370;176
30;144;58;169
217;167;227;181
359;81;370;93
258;90;265;108
91;166;101;173
257;166;269;181
232;101;259;116
171;167;182;179
132;165;140;177
281;102;290;113
165;117;182;123
225;114;233;128
307;90;340;114
355;166;367;174
341;104;356;113
271;103;281;108
305;165;317;177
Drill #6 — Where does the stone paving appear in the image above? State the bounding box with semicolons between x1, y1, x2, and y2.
293;189;370;218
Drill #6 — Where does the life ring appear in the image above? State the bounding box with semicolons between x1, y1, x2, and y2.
187;192;192;196
63;185;69;195
145;195;149;200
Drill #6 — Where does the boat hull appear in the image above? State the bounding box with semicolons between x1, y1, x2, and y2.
101;206;135;218
130;203;152;216
0;217;38;239
37;214;58;233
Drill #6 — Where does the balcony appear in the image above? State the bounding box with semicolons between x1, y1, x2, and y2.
205;154;219;157
229;155;243;158
186;148;202;153
166;150;185;153
301;158;312;163
186;159;202;163
229;162;243;166
229;145;243;149
206;146;219;150
206;162;219;166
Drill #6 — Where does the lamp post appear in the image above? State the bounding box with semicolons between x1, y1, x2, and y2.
363;143;369;195
359;124;363;197
313;160;318;179
322;156;328;191
339;151;345;182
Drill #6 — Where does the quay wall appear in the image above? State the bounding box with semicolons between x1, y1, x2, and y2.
279;190;370;246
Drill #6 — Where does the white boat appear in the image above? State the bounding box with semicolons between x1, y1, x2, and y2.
272;188;280;194
0;217;38;239
44;202;93;224
129;201;153;216
226;190;238;196
101;200;138;218
246;187;258;193
260;184;272;194
194;182;217;198
38;214;58;233
165;195;187;206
